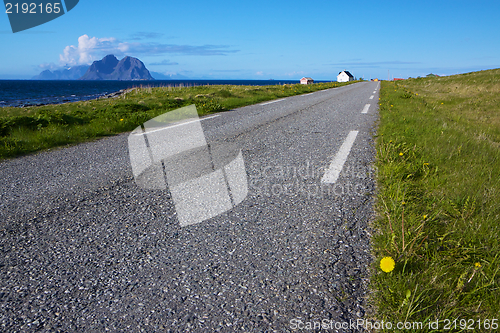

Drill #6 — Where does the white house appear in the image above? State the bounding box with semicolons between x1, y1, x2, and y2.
337;71;354;82
300;77;314;85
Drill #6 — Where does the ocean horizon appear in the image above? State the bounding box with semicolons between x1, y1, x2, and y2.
0;79;334;108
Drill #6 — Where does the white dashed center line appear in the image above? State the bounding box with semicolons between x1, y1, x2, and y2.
321;131;359;184
261;99;286;106
369;95;374;100
130;115;220;135
361;104;370;114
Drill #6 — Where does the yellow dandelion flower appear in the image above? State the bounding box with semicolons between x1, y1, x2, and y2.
399;152;403;156
423;214;427;219
475;262;481;268
380;257;395;273
120;119;124;121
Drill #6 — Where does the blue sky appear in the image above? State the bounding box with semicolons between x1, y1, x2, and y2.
1;0;499;80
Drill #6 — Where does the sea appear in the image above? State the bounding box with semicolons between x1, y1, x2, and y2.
0;79;309;108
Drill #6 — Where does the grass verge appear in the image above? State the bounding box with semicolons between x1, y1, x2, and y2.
0;81;357;160
371;69;500;331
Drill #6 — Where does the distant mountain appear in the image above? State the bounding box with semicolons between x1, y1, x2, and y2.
32;65;89;80
80;55;154;81
150;72;190;80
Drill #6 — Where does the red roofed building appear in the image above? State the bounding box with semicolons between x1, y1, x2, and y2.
300;77;314;85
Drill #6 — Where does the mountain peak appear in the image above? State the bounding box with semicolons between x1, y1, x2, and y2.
103;54;119;60
32;65;89;80
80;55;154;81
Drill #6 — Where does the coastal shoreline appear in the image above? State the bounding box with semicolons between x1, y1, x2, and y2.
0;79;318;108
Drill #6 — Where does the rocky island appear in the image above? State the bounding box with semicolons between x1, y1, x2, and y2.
80;55;154;81
32;55;155;81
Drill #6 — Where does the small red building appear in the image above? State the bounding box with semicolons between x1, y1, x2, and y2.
300;77;314;85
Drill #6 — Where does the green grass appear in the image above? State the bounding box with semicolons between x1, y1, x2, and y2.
0;81;358;160
371;69;500;331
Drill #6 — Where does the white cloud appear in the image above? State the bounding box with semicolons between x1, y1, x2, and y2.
38;62;60;70
59;34;118;66
284;71;306;77
129;32;165;40
149;59;179;66
58;34;239;66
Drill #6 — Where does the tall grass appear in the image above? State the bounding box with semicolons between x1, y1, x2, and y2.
371;69;500;330
0;81;356;160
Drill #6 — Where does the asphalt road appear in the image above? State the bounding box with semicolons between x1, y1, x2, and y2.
0;81;380;332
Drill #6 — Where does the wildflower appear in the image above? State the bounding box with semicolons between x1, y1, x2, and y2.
423;162;429;166
475;262;481;268
120;119;124;121
391;105;394;107
380;257;395;273
423;214;427;219
399;152;403;156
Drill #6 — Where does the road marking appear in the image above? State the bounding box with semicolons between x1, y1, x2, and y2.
261;99;286;106
373;91;377;94
131;115;220;135
361;104;370;114
321;131;359;184
369;95;374;99
201;115;220;120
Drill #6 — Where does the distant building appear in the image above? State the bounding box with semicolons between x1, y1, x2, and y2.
371;78;379;82
337;71;354;82
393;78;404;81
300;77;314;85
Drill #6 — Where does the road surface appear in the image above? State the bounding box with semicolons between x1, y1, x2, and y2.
0;81;380;332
